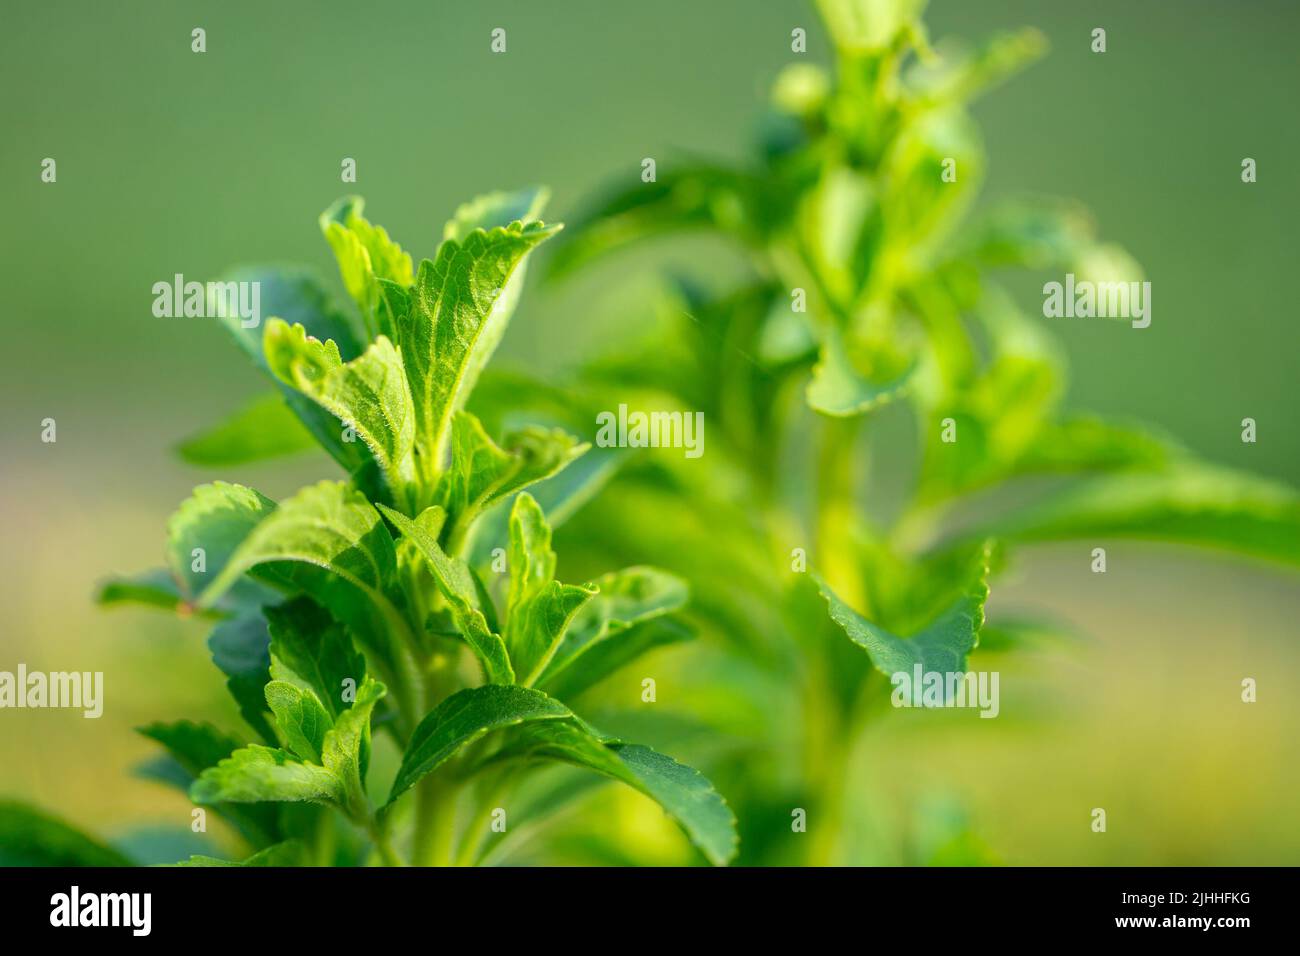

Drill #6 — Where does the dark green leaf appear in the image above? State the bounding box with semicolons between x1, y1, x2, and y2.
176;392;318;467
207;613;275;742
0;801;134;867
386;684;571;804
817;543;992;679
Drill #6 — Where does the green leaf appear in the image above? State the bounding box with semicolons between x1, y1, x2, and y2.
542;618;695;701
817;542;992;681
402;218;561;469
193;481;416;722
376;503;515;685
0;801;134;867
387;684;573;805
319;677;386;817
136;721;282;846
213;266;372;476
191;745;344;807
175;841;305;867
910;27;1047;109
197;480;397;631
264;320;417;509
207;614;275;742
191;678;384;821
265;681;332;763
97;568;222;617
465;443;632;569
1013;415;1172;476
443;186;551;242
216;266;363;365
265;597;367;720
977;465;1300;566
320;197;414;338
537;566;688;691
807;327;914;416
548;165;764;279
166;482;276;602
963;197;1098;270
498;719;738;866
817;0;925;52
505;494;597;685
176;392;318;467
442;410;587;544
138;720;245;778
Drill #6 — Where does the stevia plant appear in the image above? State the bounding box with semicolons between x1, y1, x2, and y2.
522;0;1300;863
5;190;737;867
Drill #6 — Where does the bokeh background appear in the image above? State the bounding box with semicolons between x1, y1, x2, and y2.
2;0;1297;864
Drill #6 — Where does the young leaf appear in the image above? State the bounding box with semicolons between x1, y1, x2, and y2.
505;494;597;685
193;481;417;723
265;681;332;764
402;219;561;469
441;410;587;544
319;677;386;818
541;618;694;701
216;266;364;365
192;678;384;822
264;320;418;509
191;745;344;807
377;503;515;685
265;597;367;720
537;566;688;691
320;196;414;338
816;543;992;680
176;392;318;467
807;327;914;417
213;266;373;477
443;186;551;242
548;165;764;279
911;27;1047;110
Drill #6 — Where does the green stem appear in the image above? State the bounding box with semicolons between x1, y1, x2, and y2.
412;775;458;866
452;773;509;867
364;813;406;867
814;416;864;590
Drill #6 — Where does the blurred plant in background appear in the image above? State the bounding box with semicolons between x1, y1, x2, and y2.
506;0;1300;864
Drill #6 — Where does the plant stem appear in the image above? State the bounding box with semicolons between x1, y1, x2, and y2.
452;773;508;866
412;775;458;866
365;814;406;867
814;415;864;598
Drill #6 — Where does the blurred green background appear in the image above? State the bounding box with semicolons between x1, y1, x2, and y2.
2;0;1297;864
